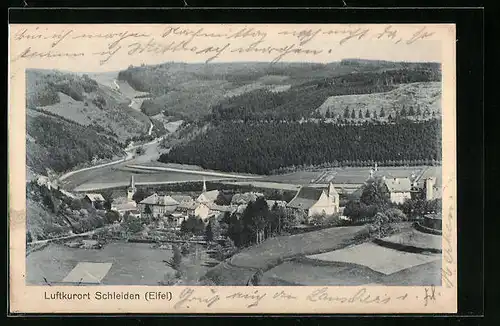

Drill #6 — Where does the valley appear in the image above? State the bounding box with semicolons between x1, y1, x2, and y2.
25;59;444;287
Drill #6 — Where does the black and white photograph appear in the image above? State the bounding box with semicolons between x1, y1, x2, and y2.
10;23;457;313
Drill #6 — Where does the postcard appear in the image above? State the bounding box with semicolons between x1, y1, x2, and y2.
9;23;457;314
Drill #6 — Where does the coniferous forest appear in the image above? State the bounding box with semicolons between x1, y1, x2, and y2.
159;119;442;175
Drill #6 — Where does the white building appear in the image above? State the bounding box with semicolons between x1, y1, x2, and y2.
287;183;340;220
384;177;412;204
139;193;179;218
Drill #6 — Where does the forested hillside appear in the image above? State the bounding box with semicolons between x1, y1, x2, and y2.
27;69;151;140
207;67;440;122
27;111;124;174
159;119;442;175
117;60;440;120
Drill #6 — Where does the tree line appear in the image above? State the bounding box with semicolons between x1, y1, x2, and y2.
159;119;442;175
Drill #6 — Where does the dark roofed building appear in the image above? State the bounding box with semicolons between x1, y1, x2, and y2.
287;183;340;219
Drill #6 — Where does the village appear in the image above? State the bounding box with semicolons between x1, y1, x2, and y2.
72;162;441;245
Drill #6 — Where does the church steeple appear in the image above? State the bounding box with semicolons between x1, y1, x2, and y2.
127;175;136;201
202;177;207;193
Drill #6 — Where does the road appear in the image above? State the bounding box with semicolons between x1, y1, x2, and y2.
125;164;258;179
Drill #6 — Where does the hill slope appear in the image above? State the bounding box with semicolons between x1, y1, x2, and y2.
26;69;155;174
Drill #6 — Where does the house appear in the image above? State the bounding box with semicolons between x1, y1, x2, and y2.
127;209;141;219
83;193;105;209
138;193;179;218
231;192;264;205
384;177;412;204
176;201;212;223
287;183;340;220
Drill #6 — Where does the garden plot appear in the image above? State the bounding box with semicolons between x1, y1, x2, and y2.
307;242;441;275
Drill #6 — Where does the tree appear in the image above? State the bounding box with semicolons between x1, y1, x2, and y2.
123;214;143;234
365;109;370;118
227;212;243;247
351;109;356;119
358;109;363;119
181;215;205;235
105;210;121;224
144;205;152;218
380;107;386;117
343;107;350;119
408;106;416;116
205;221;214;242
360;177;391;208
166;245;182;271
416;106;422;116
132;189;150;203
401;106;407;116
325;110;332;119
383;207;407;222
70;198;83;210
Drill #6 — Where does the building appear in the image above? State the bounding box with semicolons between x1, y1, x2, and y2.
83;193;105;209
287;183;340;220
384;177;412;204
176;201;212;222
138;193;179;218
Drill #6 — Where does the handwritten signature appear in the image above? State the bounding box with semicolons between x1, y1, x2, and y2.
11;25;439;65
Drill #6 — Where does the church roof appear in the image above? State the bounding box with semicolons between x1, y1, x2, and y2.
287;187;326;210
197;190;220;203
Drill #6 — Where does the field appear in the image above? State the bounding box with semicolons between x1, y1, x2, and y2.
316;82;441;118
26;242;214;285
262;257;441;286
203;225;366;285
381;229;442;251
66;164;441;194
306;242;441;275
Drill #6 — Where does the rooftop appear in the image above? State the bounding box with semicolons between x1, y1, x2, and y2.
140;193;179;206
85;193;105;202
287;187;326;210
384;178;412;193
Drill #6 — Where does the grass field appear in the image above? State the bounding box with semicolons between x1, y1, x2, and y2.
381;229;442;251
306;242;441;275
203;225;366;285
262;257;441;286
26;242;213;285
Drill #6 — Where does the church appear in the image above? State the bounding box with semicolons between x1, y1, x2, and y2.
110;175;140;218
287;182;340;220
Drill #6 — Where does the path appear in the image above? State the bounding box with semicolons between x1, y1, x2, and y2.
59;153;134;182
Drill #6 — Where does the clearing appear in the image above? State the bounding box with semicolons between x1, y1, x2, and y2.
316;82;441;118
